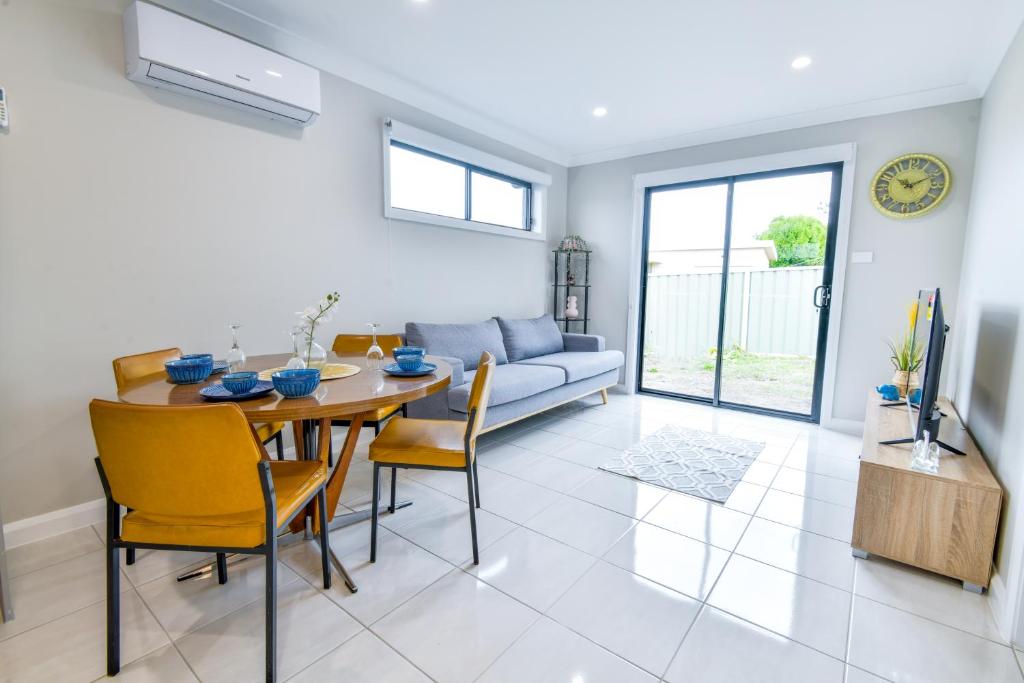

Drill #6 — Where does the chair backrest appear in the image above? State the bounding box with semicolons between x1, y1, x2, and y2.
89;399;266;517
332;334;404;356
465;351;496;446
112;347;182;391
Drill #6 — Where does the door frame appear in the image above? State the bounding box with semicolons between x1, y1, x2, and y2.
624;143;857;428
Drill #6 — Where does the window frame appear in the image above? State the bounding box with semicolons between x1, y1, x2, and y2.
383;119;550;241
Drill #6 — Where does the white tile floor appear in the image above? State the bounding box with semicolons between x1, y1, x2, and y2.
1;392;1019;682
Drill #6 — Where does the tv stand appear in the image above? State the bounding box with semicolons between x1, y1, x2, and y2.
878;409;965;455
853;391;1001;592
878;401;948;417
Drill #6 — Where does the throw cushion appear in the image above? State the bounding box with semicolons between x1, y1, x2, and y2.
496;314;564;362
405;319;508;371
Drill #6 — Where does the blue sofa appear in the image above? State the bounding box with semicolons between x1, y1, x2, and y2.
404;315;624;430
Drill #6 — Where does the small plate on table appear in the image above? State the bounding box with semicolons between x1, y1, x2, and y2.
210;360;230;374
199;380;274;401
383;361;437;377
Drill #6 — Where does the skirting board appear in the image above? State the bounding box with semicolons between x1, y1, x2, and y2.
3;498;105;549
821;417;864;436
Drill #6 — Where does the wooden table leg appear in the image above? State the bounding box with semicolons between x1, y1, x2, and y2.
325;413;365;522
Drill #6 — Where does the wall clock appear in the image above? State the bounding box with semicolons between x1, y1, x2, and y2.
870;153;951;219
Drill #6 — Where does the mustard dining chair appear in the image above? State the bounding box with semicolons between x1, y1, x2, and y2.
112;348;289;567
90;399;330;683
368;351;496;564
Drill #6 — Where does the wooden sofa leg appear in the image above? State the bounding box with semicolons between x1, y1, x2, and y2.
600;388;609;405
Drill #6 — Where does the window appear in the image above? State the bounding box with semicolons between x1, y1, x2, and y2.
384;119;550;240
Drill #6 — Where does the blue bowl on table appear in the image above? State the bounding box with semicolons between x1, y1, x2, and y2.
180;353;214;363
221;371;259;395
165;357;214;384
393;346;425;371
272;368;321;398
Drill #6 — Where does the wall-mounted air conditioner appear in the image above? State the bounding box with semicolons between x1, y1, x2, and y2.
123;1;321;126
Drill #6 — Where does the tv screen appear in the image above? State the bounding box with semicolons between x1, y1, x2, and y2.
913;288;945;440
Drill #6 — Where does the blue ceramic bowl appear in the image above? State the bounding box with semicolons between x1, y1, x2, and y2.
221;371;259;395
180;353;214;363
272;368;321;398
393;346;425;370
165;357;214;384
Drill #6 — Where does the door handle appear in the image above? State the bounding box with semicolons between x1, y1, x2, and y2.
813;285;831;311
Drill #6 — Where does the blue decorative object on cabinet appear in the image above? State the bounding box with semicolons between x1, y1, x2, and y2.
876;384;900;401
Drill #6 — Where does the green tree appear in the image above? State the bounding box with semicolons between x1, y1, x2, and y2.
756;215;826;267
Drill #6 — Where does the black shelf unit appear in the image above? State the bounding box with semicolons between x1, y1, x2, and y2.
552;249;591;333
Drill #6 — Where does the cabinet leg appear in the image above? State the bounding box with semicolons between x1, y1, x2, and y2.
851;548;869;559
963;582;984;594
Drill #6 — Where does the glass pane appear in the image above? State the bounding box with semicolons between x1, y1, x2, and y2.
389;144;465;219
470;171;527;228
640;182;729;399
719;171;834;415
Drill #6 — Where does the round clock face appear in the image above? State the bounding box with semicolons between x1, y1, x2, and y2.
871;153;951;218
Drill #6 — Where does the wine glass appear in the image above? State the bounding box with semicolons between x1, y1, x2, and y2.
226;324;246;372
286;327;306;370
366;322;384;370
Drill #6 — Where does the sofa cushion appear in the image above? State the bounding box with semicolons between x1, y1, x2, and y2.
517;350;625;383
448;363;565;413
496;314;564;362
405;319;508;371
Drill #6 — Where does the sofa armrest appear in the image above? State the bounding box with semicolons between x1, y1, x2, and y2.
562;333;606;353
405;355;464;420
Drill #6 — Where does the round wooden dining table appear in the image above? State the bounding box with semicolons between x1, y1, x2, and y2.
117;352;453;591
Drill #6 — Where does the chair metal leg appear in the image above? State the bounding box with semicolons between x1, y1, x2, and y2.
216;553;228;585
275;432;284;461
465;467;479;565
106;500;121;677
317;487;331;590
388;467;397;514
125;507;135;565
370;463;381;563
265;538;277;683
472;458;481;508
373;422;380;436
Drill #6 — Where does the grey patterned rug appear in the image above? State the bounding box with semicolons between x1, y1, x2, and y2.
600;425;765;503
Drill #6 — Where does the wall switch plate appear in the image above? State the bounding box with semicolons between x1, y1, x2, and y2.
851;251;873;263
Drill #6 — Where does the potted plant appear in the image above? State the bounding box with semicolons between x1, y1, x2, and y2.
886;302;924;398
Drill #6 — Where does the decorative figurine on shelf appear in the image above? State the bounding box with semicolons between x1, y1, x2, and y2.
567;270;576;286
558;234;590;252
565;295;580;319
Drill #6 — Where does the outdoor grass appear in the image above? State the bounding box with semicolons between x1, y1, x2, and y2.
642;346;815;414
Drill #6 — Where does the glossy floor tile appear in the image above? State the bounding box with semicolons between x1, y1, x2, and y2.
479;617;655;683
755;489;855;542
548;561;700;674
664;606;845;683
735;517;856;591
1;392;1011;682
603;521;729;600
373;571;537;683
708;554;851;659
523;495;636;556
468;526;596;610
847;596;1021;682
644;491;752;551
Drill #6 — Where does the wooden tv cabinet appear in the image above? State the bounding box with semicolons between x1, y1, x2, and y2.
851;391;1002;592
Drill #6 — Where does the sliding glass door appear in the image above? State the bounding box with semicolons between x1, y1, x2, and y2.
637;163;842;421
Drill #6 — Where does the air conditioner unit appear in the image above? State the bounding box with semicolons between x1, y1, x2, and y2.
123;1;320;126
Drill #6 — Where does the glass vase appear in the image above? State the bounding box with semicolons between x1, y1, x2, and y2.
300;336;328;370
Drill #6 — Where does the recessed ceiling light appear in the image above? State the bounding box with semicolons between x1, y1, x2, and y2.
592;106;608;118
791;56;812;70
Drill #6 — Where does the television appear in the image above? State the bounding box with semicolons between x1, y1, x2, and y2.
879;288;965;455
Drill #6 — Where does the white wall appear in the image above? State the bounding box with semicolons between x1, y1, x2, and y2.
947;24;1024;642
567;102;980;422
0;0;567;524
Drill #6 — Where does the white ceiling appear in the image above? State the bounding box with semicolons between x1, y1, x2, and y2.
162;0;1024;166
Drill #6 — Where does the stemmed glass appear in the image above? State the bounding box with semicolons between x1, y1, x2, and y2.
286;327;307;370
226;324;246;372
366;322;384;370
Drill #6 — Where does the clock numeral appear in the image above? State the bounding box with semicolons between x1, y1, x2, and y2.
908;158;921;169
